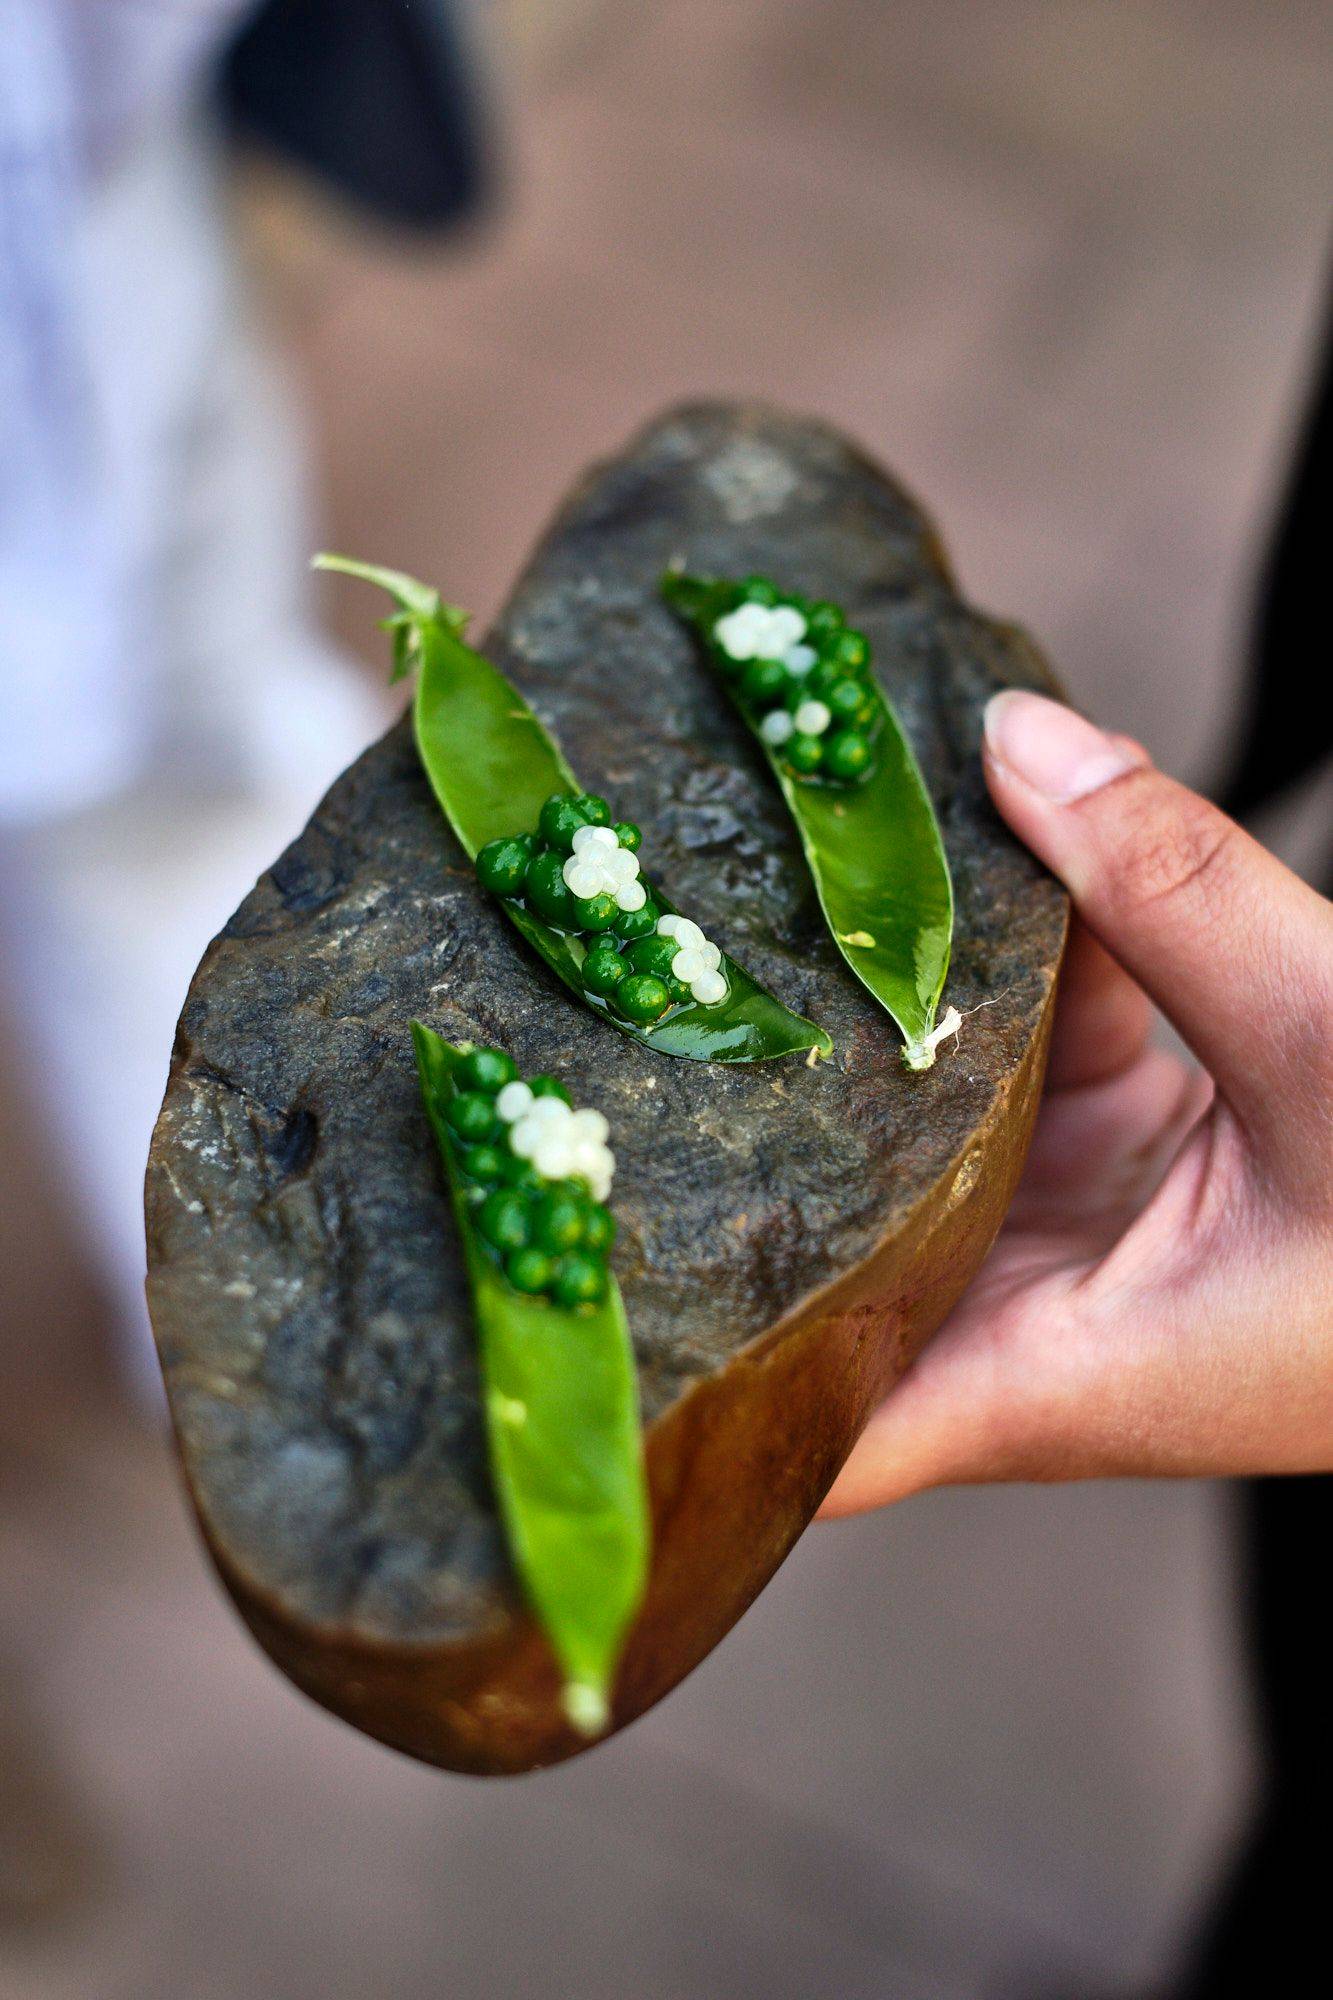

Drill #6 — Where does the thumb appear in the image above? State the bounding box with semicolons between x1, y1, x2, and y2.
983;690;1333;1168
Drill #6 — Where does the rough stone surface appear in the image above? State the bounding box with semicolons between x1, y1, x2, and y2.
147;405;1066;1715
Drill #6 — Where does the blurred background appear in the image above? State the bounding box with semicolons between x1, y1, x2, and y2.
2;2;1330;1995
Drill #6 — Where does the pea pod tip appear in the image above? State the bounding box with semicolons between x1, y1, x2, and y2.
563;1679;612;1738
901;1005;964;1072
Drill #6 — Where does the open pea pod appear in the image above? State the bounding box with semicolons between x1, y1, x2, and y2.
319;557;831;1064
411;1022;649;1735
663;572;956;1070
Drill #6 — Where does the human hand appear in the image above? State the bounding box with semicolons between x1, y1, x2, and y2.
822;690;1333;1514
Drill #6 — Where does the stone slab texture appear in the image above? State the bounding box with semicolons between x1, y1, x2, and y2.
146;404;1067;1770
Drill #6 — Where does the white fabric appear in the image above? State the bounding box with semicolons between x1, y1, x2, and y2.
0;13;382;1371
0;0;256;823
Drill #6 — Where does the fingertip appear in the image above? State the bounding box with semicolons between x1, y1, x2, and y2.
983;690;1148;806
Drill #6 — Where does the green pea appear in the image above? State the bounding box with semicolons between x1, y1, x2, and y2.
576;792;612;827
499;1153;542;1190
457;1046;518;1094
742;576;779;606
478;1188;533;1253
447;1090;499;1143
615;898;659;940
574;891;619;933
833;629;869;670
806;600;844;641
825;677;865;724
627;934;679;980
506;1246;555;1295
855;691;880;728
666;975;691;1005
532;1188;587;1255
582;1203;616;1254
528;1075;573;1105
551;1251;607;1309
824;729;873;782
787;733;824;776
617;973;670;1023
460;1143;506;1184
806;659;845;701
613;820;642;852
525;848;578;927
740;659;788;707
538;793;589;854
582;944;627;995
475;835;532;898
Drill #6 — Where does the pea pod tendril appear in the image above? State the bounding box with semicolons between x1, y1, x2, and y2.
664;569;956;1070
318;555;832;1065
412;1023;649;1735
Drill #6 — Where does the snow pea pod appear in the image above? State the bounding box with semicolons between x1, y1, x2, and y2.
411;1022;649;1735
318;556;831;1064
663;572;957;1070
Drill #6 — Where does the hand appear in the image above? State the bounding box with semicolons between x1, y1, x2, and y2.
822;690;1333;1515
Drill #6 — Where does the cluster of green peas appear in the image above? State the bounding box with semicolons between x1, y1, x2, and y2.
442;1045;616;1307
710;579;883;785
475;792;702;1025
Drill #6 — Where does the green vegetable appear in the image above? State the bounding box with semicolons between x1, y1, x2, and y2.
317;555;832;1065
618;973;670;1023
665;570;956;1070
507;1246;555;1294
582;943;627;995
412;1024;649;1735
479;1188;533;1253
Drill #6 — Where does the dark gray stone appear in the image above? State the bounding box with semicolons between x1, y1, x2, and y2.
146;405;1066;1758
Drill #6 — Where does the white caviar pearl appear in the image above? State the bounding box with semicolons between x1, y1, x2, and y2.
783;644;817;676
690;969;728;1005
672;947;706;983
534;1137;576;1180
569;1107;610;1144
570;824;601;853
714;604;768;660
495;1080;534;1122
794;699;832;736
509;1115;542;1158
527;1096;572;1124
697;940;722;971
587;825;618;847
603;846;638;883
656;913;683;938
615;880;647;912
564;858;603;898
673;918;705;949
577;1145;614;1202
760;709;795;745
766;606;807;651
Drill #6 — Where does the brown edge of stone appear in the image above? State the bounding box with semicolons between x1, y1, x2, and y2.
189;972;1062;1777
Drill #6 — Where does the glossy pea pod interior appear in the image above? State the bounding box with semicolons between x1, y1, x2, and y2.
412;1024;649;1735
663;571;956;1070
317;557;832;1064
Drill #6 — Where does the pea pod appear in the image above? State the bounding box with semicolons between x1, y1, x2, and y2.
663;571;957;1070
319;556;831;1064
411;1022;649;1735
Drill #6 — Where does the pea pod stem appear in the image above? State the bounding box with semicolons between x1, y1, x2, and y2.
412;1023;649;1733
317;555;832;1065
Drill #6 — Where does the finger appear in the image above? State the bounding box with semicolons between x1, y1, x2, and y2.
1044;916;1152;1090
983;691;1333;1172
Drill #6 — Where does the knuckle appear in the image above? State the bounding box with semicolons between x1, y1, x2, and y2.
1106;781;1240;922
